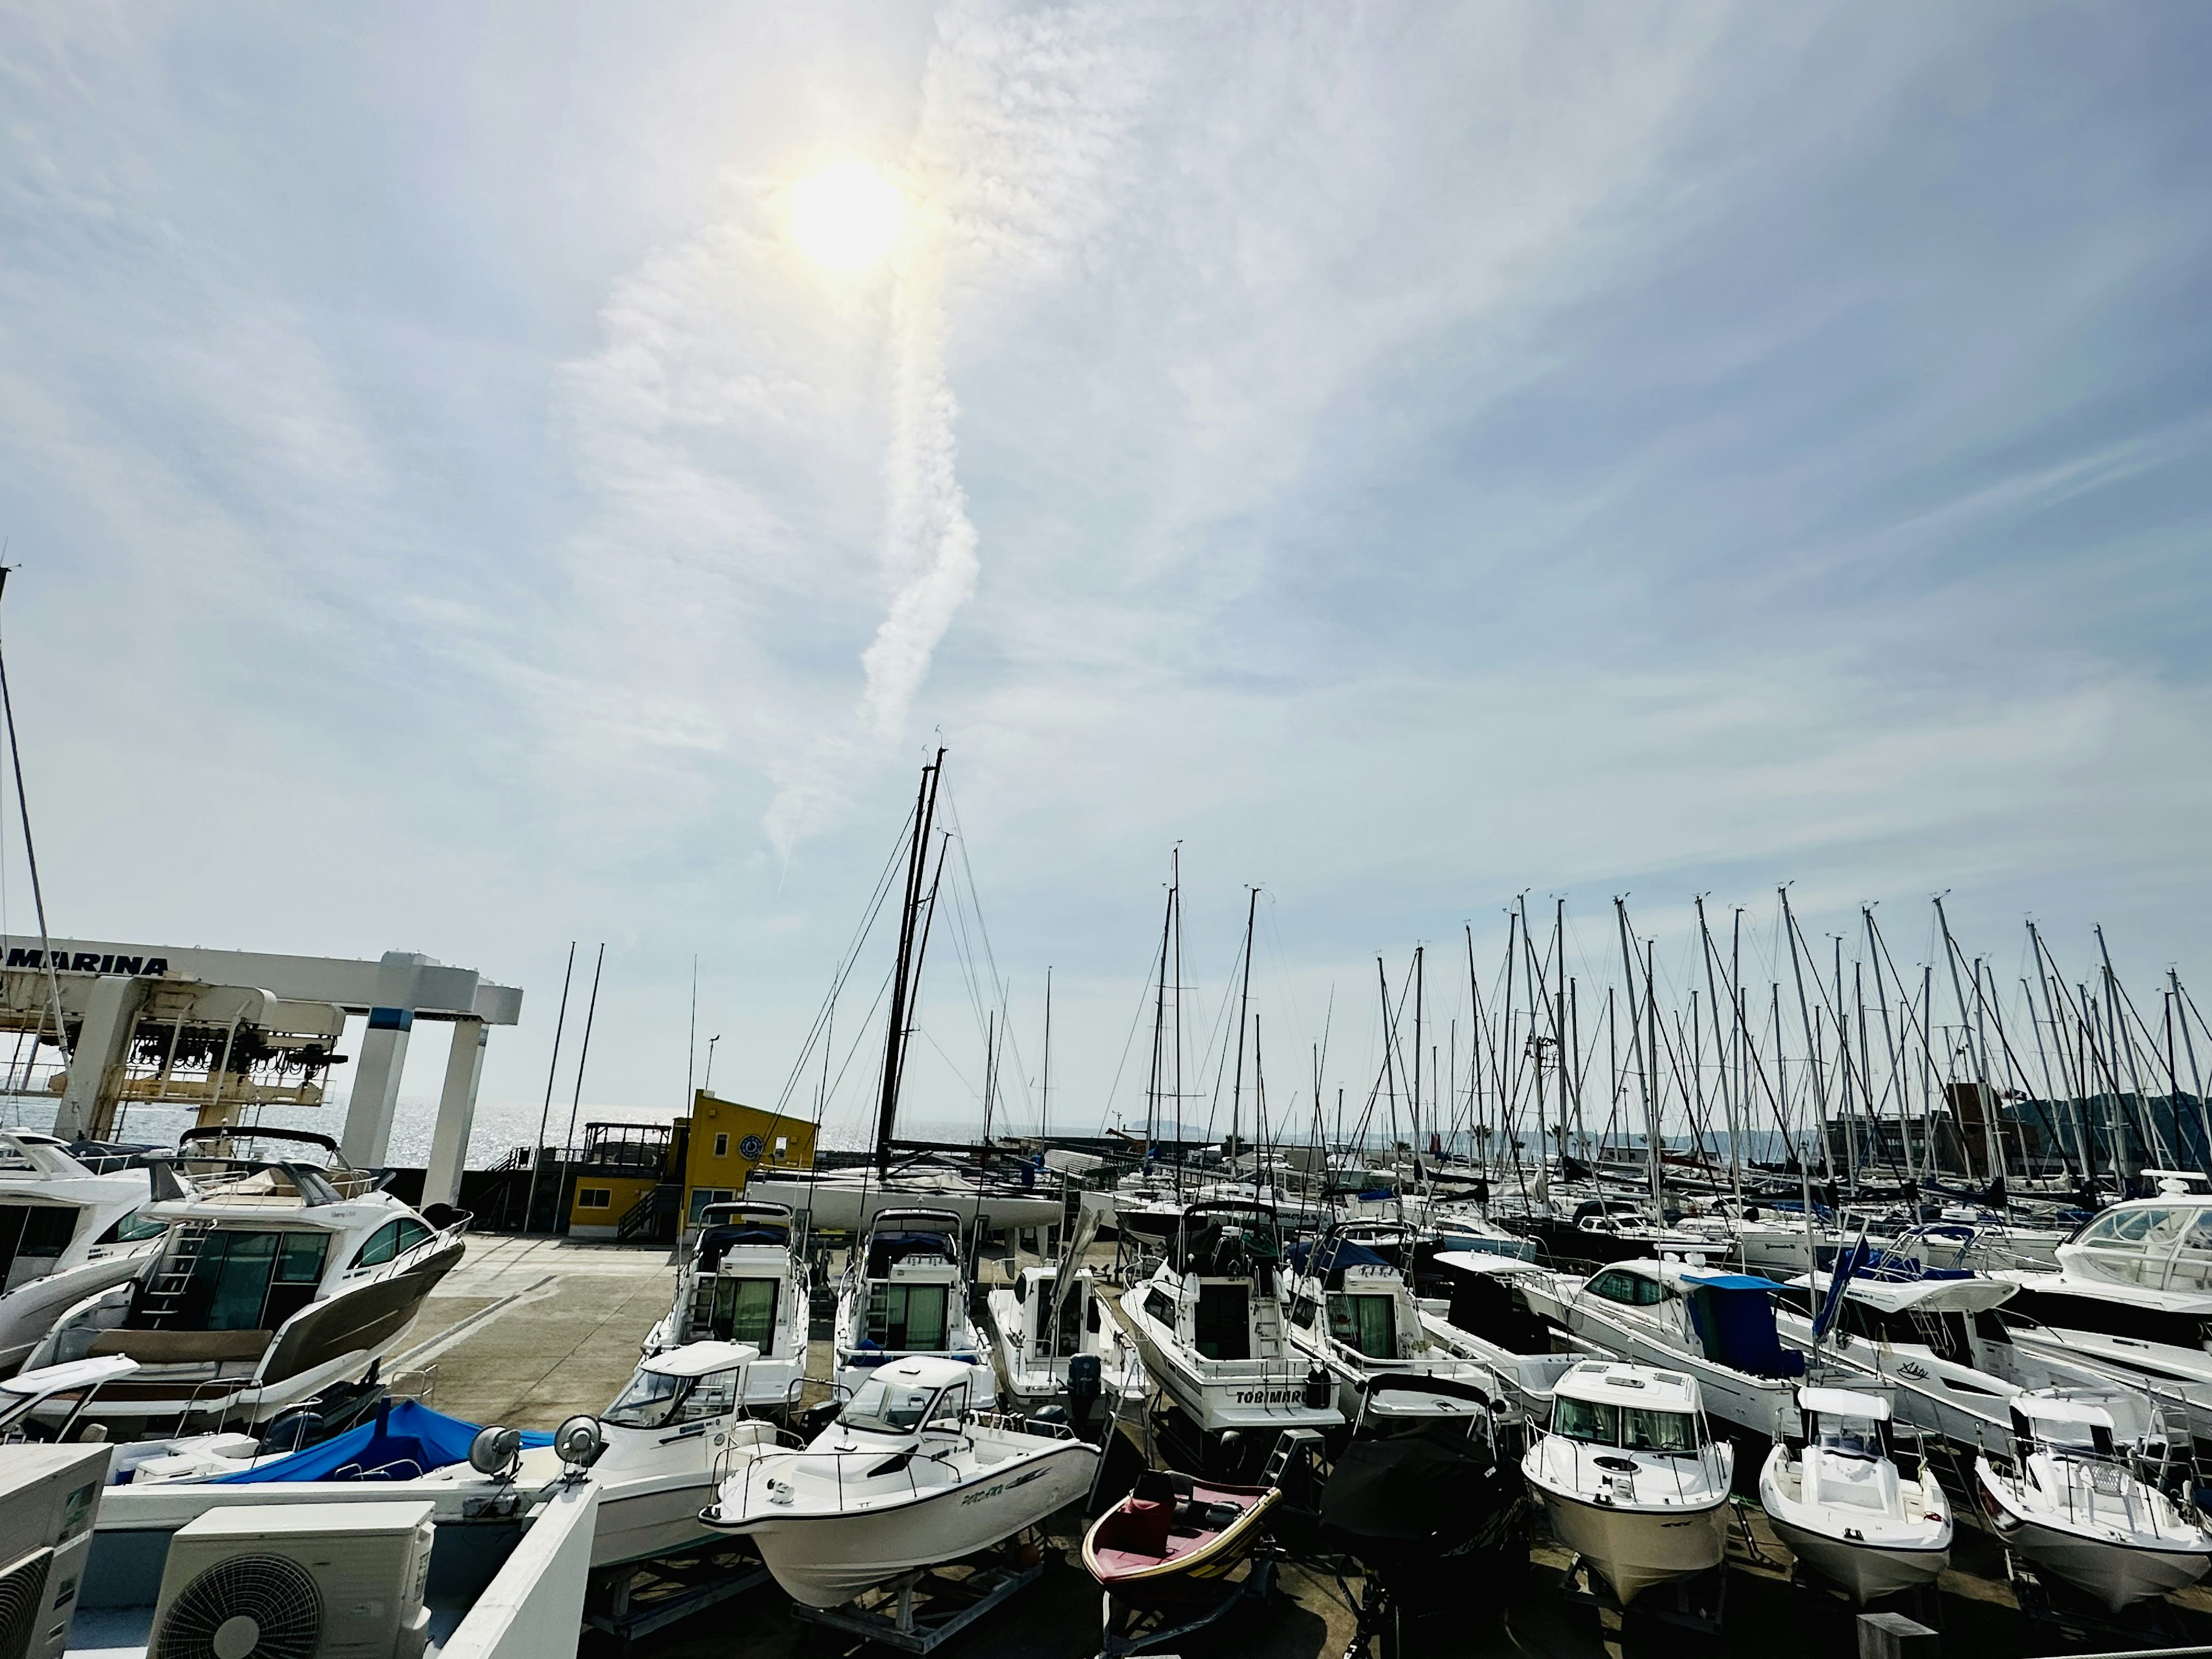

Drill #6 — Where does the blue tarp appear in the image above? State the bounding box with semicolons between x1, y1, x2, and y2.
210;1400;552;1484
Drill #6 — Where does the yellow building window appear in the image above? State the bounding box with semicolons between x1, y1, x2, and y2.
714;1133;729;1158
578;1188;612;1210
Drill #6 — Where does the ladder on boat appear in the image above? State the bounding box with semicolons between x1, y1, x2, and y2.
137;1222;211;1326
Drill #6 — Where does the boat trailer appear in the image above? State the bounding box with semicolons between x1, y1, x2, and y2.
789;1536;1047;1654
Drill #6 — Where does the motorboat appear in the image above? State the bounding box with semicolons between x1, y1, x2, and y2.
1759;1385;1950;1603
985;1262;1140;1406
1977;1395;2212;1611
1513;1200;1718;1270
1987;1191;2212;1393
646;1200;809;1414
1116;1202;1342;1469
1084;1468;1279;1610
1415;1250;1584;1421
1772;1267;2177;1459
744;1167;1063;1236
831;1207;995;1405
1519;1259;1802;1441
1278;1222;1506;1422
1521;1361;1734;1604
105;1339;782;1570
1313;1372;1532;1645
23;1127;464;1430
0;1131;168;1373
702;1354;1100;1607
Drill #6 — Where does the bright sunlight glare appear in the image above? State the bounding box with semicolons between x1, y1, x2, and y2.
789;160;905;272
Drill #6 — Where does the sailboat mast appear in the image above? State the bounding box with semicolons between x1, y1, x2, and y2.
1229;887;1259;1166
874;749;945;1177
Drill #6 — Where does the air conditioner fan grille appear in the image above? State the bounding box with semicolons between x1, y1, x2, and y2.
155;1555;322;1659
0;1551;50;1659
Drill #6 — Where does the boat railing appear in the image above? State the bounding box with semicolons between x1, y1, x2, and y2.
1538;1423;1717;1507
968;1408;1075;1441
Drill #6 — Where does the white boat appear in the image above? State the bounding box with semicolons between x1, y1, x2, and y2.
745;1169;1063;1235
1521;1360;1733;1604
702;1354;1099;1607
1988;1190;2212;1393
984;1262;1141;1405
1976;1395;2212;1611
831;1207;995;1404
25;1127;464;1429
1521;1258;1801;1440
0;1131;166;1373
1116;1201;1342;1460
1759;1385;1950;1602
1772;1270;2175;1457
645;1200;809;1414
1278;1222;1506;1422
1415;1250;1585;1421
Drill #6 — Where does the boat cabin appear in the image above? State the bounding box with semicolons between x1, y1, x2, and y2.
603;1340;759;1431
683;1202;799;1349
859;1214;963;1354
2010;1395;2119;1460
1580;1261;1804;1380
1007;1264;1095;1357
1549;1363;1714;1455
2056;1195;2212;1291
834;1355;975;1441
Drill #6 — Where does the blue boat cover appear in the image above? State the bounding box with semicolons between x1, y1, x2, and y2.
1684;1279;1805;1380
210;1401;552;1484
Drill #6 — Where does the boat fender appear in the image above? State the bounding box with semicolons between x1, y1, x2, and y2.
1302;1366;1331;1411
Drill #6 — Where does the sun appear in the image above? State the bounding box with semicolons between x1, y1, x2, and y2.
789;161;906;272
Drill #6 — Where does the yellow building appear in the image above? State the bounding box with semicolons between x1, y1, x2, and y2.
681;1090;816;1225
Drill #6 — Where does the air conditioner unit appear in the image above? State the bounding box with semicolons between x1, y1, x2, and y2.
151;1501;434;1659
0;1442;113;1659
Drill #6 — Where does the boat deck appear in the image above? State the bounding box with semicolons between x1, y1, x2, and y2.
407;1236;2212;1657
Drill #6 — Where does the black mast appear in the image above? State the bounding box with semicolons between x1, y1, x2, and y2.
874;749;945;1177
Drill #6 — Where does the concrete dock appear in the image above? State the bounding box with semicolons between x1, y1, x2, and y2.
406;1235;2212;1658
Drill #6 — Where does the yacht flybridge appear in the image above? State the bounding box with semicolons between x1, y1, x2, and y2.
0;1130;166;1372
831;1207;994;1403
1990;1191;2212;1392
23;1127;463;1429
647;1200;809;1413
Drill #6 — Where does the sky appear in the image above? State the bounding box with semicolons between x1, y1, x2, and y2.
2;2;2210;1160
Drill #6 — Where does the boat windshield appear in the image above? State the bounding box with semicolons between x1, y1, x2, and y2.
1814;1413;1884;1460
1621;1408;1699;1453
602;1365;741;1429
1553;1396;1619;1445
840;1376;941;1435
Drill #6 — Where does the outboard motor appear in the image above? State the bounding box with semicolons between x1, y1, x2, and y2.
1067;1353;1102;1433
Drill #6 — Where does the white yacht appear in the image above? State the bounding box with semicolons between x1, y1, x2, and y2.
984;1262;1139;1406
831;1207;995;1404
1989;1191;2212;1392
24;1128;463;1430
1278;1222;1505;1421
1116;1201;1342;1464
702;1354;1099;1607
0;1131;167;1373
1759;1385;1950;1603
1977;1395;2212;1611
1772;1270;2175;1457
1520;1259;1801;1441
645;1200;809;1414
1521;1361;1734;1604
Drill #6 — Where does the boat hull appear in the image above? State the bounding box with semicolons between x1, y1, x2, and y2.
1766;1514;1946;1603
1536;1485;1728;1605
729;1439;1098;1607
1978;1465;2212;1611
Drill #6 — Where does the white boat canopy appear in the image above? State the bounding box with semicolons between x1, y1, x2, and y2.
1432;1249;1548;1278
1554;1361;1703;1413
1797;1385;1891;1421
641;1341;761;1378
1784;1272;2017;1316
